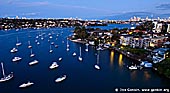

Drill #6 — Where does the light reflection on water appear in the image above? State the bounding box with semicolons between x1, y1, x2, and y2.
144;71;151;81
118;54;123;67
110;50;114;67
131;70;137;80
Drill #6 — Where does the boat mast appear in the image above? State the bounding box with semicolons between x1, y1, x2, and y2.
30;48;33;54
28;41;30;45
16;36;19;43
97;54;99;64
80;47;82;57
50;45;52;50
1;62;5;77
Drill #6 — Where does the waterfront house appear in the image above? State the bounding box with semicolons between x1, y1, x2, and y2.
120;34;133;46
149;36;167;48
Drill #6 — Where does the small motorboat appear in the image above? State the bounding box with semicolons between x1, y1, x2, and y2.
19;81;34;88
29;60;38;66
55;75;66;82
94;64;100;70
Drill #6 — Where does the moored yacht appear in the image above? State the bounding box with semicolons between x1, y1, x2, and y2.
128;65;138;70
94;54;100;70
73;52;76;56
58;57;62;61
19;81;34;88
41;37;44;40
55;75;66;82
35;40;38;43
10;48;18;53
66;47;69;51
30;48;35;57
37;42;40;45
16;36;22;46
29;60;38;66
36;36;39;39
78;47;82;61
94;65;100;70
55;45;58;48
49;36;52;39
12;57;22;62
16;42;22;46
0;62;13;82
49;45;53;53
28;41;32;48
85;43;89;52
51;42;54;45
49;62;59;69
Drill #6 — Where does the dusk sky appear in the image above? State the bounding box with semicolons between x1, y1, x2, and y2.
0;0;170;19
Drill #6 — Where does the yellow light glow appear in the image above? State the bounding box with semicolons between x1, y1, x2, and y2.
130;70;137;80
122;43;127;46
150;43;155;47
118;54;123;67
121;46;124;49
144;71;151;81
112;43;115;46
110;51;114;66
129;32;133;34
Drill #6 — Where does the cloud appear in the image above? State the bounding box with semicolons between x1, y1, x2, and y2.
21;12;40;16
156;3;170;10
50;4;112;13
5;0;112;13
7;1;49;7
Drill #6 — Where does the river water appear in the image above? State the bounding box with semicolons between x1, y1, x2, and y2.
0;24;169;93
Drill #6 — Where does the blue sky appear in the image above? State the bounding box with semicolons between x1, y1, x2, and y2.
0;0;170;19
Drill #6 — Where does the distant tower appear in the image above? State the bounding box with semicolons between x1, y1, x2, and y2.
16;16;19;19
146;16;149;21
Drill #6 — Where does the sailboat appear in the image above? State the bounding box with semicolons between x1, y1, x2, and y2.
66;39;69;51
0;62;13;82
10;47;18;53
94;54;100;70
12;56;22;62
16;36;22;46
49;62;59;69
96;40;103;51
78;47;82;61
85;43;89;52
28;41;32;48
30;48;35;57
66;38;69;47
37;42;40;45
36;36;39;39
49;45;53;53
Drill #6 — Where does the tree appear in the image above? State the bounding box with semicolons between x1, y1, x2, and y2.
73;26;88;40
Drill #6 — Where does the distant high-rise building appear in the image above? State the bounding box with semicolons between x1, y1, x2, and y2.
16;16;19;19
167;24;170;33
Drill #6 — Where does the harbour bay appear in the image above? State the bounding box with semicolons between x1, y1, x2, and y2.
0;24;170;93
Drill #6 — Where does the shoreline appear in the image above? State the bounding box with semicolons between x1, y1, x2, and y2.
69;38;143;63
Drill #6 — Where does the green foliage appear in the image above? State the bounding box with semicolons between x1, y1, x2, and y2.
122;46;148;56
74;26;88;40
155;58;170;79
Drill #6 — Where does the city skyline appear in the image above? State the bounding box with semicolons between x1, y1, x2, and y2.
0;0;170;19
